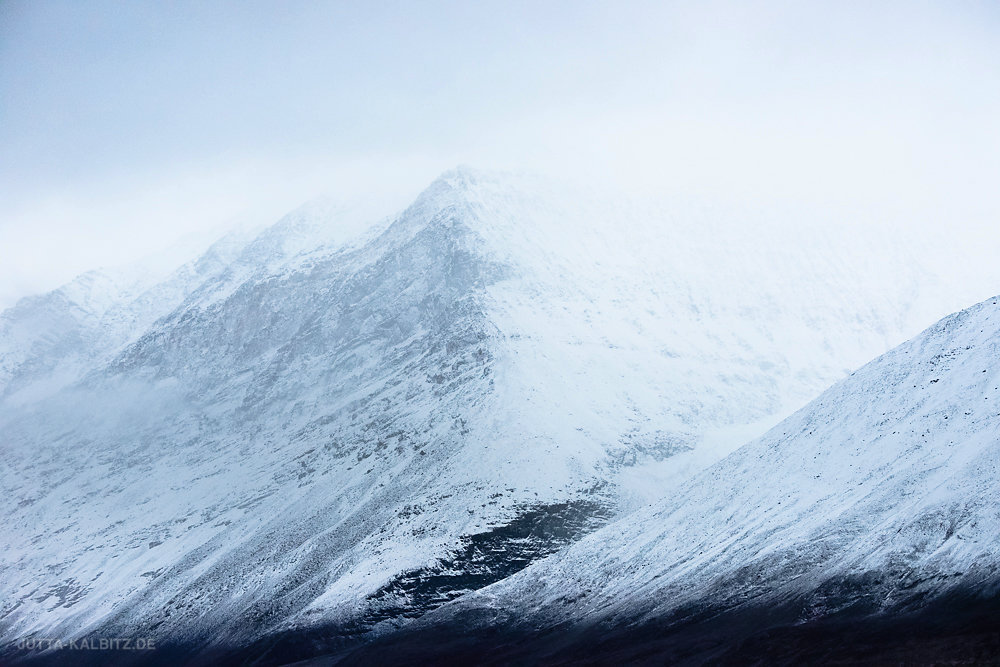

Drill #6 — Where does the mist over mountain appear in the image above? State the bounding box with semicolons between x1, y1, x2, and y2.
2;168;999;665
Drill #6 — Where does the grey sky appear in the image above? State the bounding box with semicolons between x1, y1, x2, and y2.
2;1;999;309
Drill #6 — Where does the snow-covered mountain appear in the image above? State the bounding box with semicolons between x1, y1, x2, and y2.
0;227;257;409
379;294;1000;665
2;167;998;664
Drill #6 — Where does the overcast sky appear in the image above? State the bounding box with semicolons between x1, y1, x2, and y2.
1;0;999;309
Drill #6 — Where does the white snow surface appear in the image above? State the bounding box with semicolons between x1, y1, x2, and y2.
428;295;1000;629
1;167;999;648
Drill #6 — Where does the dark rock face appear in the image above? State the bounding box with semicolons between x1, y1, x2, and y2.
363;499;613;625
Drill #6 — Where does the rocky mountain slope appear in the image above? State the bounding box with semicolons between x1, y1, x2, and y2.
2;168;998;664
377;294;1000;665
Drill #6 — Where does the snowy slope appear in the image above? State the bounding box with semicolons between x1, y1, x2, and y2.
0;195;385;411
2;167;999;663
0;268;154;405
0;227;256;408
408;294;1000;662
